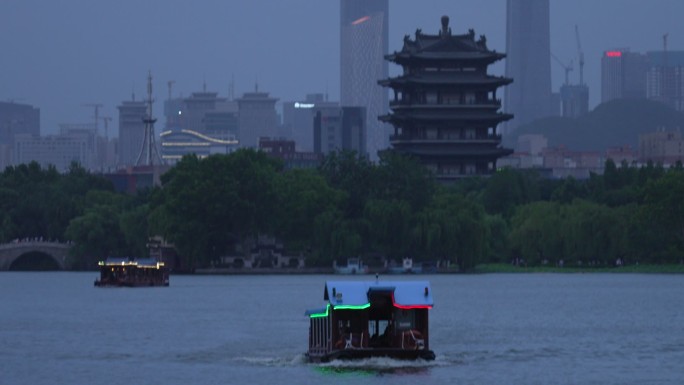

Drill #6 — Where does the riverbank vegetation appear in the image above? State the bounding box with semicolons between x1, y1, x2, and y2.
1;151;683;271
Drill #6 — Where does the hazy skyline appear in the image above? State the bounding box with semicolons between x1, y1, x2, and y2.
2;0;684;136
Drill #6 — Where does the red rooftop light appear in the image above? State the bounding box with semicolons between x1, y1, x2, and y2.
606;51;622;58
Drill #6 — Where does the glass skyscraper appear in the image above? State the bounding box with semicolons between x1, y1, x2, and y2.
504;0;552;133
340;0;388;160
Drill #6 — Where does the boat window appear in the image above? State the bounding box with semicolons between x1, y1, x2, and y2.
368;320;390;338
394;309;415;331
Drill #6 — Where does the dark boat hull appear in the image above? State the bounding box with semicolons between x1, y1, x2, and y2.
307;348;435;363
94;279;169;287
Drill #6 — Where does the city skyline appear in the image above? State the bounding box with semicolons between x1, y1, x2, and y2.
2;0;684;136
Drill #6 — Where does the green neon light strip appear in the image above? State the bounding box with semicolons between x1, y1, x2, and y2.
334;303;371;310
309;303;371;318
309;304;330;318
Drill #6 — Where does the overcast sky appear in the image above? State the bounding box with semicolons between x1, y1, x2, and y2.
2;0;683;135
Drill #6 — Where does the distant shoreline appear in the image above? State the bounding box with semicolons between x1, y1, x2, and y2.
189;264;684;275
471;263;684;274
191;267;460;275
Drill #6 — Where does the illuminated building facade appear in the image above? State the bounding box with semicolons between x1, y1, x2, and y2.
160;87;240;163
504;0;552;132
379;16;513;180
601;49;648;103
340;0;388;160
159;128;238;164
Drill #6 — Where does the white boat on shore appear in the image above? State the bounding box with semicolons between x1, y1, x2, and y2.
333;258;368;274
387;258;423;274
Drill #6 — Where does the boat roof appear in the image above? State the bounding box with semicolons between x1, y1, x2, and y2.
100;257;163;268
323;280;433;308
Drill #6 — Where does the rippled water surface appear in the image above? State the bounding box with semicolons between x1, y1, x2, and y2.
1;272;683;384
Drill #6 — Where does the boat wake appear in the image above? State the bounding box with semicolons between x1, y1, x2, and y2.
235;353;308;367
234;353;452;373
314;356;447;374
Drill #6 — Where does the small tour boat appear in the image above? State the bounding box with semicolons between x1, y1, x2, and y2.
304;278;435;362
94;257;169;287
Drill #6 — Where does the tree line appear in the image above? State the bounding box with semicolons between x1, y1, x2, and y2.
1;152;683;271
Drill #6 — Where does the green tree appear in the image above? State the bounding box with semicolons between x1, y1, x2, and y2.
508;201;564;265
150;150;282;269
481;168;540;218
274;168;344;253
363;199;413;259
414;191;488;270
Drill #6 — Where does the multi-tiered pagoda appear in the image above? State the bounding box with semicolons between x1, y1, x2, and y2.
379;16;513;179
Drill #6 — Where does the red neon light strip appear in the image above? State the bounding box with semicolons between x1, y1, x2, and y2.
391;293;433;310
606;51;622;57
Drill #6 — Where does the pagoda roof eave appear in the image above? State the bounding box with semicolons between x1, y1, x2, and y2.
380;113;514;124
378;76;512;87
392;146;514;158
386;51;506;63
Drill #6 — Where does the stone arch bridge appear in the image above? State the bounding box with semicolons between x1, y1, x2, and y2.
0;241;71;270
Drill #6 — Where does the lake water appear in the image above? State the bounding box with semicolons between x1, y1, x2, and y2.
1;272;683;385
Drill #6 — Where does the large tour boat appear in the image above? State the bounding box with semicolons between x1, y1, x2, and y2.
94;257;169;287
304;279;435;362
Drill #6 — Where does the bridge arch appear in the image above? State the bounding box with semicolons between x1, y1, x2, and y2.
0;242;71;271
9;251;62;271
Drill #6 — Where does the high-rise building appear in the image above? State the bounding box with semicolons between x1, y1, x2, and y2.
236;87;278;148
504;0;552;132
117;99;146;167
340;0;388;160
560;85;589;118
646;51;684;111
0;101;40;169
601;49;648;103
313;106;366;156
14;124;97;172
282;94;339;152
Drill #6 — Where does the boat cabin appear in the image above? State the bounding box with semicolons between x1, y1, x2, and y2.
305;280;435;362
94;257;169;287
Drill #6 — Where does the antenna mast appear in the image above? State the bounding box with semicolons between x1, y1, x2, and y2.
575;25;585;85
663;33;669;104
135;71;163;166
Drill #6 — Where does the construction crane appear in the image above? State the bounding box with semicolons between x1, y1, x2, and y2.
82;103;103;133
551;53;573;85
575;25;585;85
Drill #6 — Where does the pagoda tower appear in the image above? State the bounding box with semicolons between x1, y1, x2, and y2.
379;16;513;180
